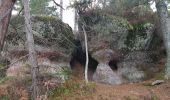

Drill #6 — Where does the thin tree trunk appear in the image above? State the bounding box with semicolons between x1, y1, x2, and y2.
82;25;89;83
74;9;78;33
103;0;106;8
74;0;78;35
22;0;40;99
60;0;63;20
0;0;16;51
155;0;170;79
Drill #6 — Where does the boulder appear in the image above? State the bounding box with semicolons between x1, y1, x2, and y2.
6;15;75;55
92;49;122;84
6;50;71;83
78;10;159;84
118;51;159;83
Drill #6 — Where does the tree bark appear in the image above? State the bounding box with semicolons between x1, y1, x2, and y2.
60;0;63;20
22;0;40;99
0;0;16;51
82;25;89;83
103;0;106;8
74;0;78;35
155;0;170;79
74;9;78;33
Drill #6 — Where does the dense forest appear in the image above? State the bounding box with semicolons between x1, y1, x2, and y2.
0;0;170;100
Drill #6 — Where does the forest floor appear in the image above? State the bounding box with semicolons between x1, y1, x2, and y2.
58;81;170;100
85;80;170;100
47;79;170;100
0;77;170;100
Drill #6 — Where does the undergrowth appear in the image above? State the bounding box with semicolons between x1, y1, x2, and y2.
48;79;96;100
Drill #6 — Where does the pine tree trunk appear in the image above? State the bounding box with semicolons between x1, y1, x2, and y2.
60;0;63;20
0;0;16;51
155;0;170;79
22;0;40;99
74;9;78;32
103;0;106;8
74;0;78;34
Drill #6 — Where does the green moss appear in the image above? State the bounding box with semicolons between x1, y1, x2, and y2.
80;10;132;33
34;16;58;22
124;23;152;50
8;15;75;54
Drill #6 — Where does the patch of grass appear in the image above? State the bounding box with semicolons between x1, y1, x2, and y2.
55;67;72;80
142;82;153;87
0;95;10;100
0;64;6;69
155;70;165;80
48;80;96;100
0;63;8;78
151;94;159;100
0;77;15;84
124;96;137;100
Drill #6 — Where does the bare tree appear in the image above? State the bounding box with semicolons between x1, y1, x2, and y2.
155;0;170;79
60;0;63;20
0;0;16;51
103;0;106;8
74;0;78;34
22;0;40;99
82;25;89;83
74;8;78;33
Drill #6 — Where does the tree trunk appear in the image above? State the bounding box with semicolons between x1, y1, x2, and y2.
155;0;170;79
60;0;63;20
0;0;16;51
74;0;78;35
74;9;78;33
22;0;40;99
82;25;89;83
103;0;106;8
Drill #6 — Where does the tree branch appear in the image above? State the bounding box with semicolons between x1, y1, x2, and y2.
52;0;65;10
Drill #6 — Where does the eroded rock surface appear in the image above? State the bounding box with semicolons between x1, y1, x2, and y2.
92;49;123;85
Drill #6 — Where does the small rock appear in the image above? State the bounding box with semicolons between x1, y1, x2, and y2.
151;80;164;86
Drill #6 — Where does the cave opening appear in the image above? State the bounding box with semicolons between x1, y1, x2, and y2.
70;39;98;80
109;60;118;71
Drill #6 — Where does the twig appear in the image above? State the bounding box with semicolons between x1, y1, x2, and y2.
18;6;24;16
52;0;65;10
9;54;29;66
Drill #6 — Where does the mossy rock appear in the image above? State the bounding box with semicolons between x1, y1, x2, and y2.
6;15;75;54
78;10;132;52
123;23;155;51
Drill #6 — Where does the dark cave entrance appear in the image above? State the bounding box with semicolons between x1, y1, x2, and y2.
70;39;119;80
109;60;118;71
70;40;98;80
